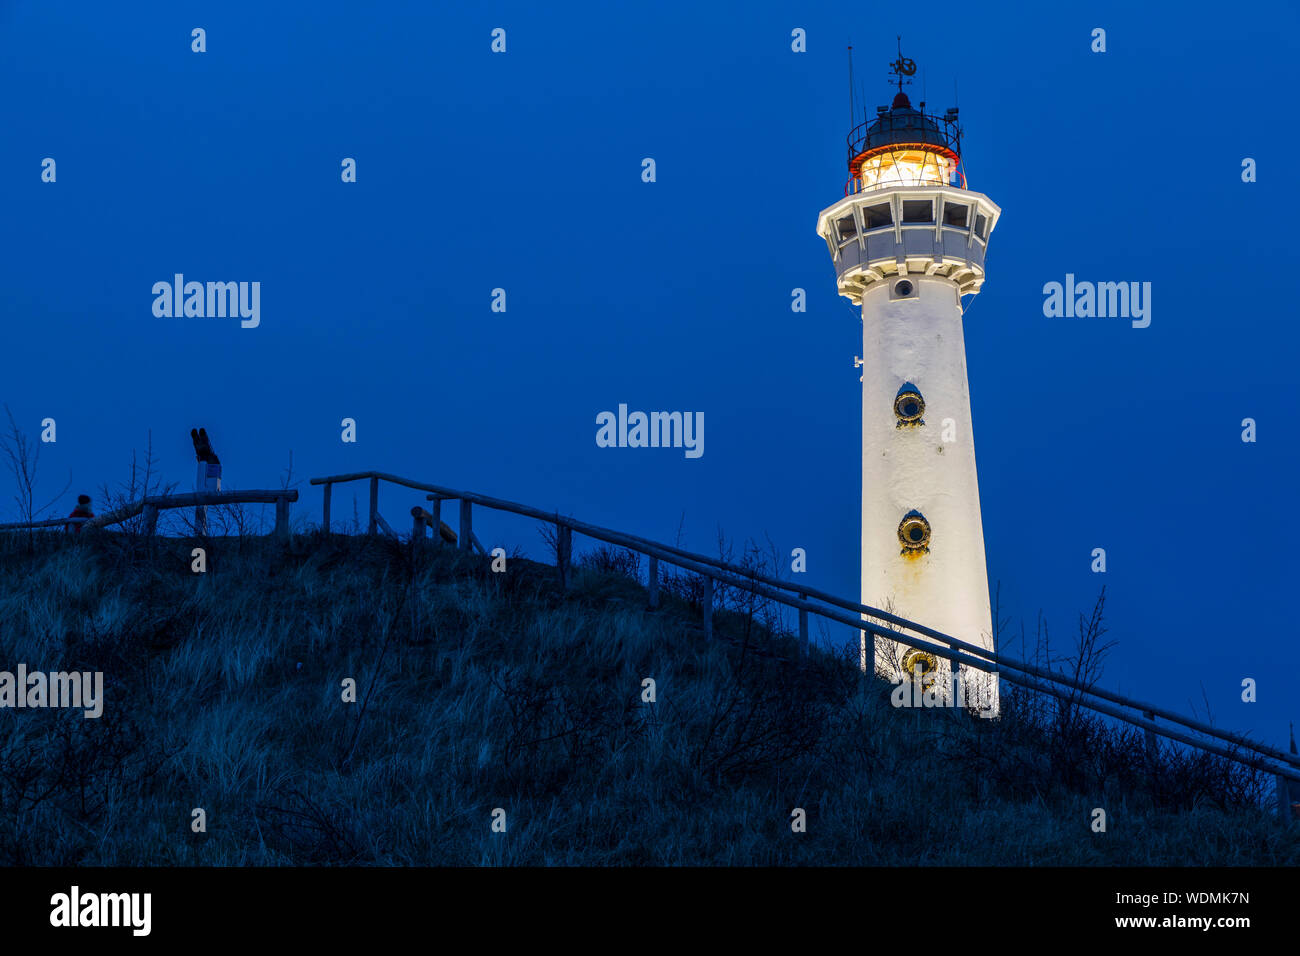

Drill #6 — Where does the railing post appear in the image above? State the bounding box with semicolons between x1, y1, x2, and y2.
322;482;332;535
411;507;426;541
798;592;808;658
142;504;158;538
647;555;659;608
1143;711;1157;764
368;477;379;536
432;498;442;545
1278;775;1294;825
702;576;713;639
557;524;571;590
459;499;472;551
275;496;290;542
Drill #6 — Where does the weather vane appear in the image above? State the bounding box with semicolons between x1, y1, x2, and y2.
889;36;916;94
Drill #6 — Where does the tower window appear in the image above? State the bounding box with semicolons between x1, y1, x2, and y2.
902;649;939;686
835;215;858;242
974;213;988;239
894;383;925;427
901;200;933;223
898;510;931;554
862;202;892;230
942;202;969;228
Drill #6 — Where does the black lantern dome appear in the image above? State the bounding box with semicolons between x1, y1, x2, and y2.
857;90;953;153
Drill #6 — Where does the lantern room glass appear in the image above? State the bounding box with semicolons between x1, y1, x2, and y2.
856;148;957;191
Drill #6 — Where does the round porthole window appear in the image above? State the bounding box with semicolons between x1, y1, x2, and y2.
898;510;931;554
894;383;925;427
894;279;914;297
902;648;939;685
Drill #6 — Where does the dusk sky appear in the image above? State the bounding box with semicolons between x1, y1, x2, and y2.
2;1;1296;748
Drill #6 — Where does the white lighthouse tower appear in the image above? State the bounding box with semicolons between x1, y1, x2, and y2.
815;46;1000;714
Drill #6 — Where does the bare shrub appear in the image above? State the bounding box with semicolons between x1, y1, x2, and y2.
0;405;71;548
578;543;641;579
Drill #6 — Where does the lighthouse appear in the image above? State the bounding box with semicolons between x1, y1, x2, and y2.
815;45;1000;715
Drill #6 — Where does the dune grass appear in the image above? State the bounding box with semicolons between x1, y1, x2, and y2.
0;529;1293;866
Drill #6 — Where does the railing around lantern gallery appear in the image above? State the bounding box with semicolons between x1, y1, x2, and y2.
845;110;962;165
842;109;966;197
308;470;1300;818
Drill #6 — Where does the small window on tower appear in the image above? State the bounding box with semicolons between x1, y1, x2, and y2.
975;213;989;239
898;510;932;555
835;215;858;243
862;202;892;230
902;200;933;223
894;383;925;428
902;649;939;687
942;202;969;228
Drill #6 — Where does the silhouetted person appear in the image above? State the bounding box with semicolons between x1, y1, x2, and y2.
65;494;94;533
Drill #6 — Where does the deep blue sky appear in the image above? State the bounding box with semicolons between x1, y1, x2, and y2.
2;1;1296;749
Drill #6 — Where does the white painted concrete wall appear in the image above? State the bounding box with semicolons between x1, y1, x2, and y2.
859;274;998;714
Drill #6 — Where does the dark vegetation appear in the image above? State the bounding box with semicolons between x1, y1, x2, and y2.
0;526;1294;866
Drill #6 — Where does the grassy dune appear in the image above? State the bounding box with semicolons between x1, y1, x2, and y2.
0;530;1293;866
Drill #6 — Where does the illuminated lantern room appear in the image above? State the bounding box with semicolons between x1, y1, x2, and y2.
846;53;963;195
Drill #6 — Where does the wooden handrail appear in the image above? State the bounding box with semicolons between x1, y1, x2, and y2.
143;490;298;507
307;470;1300;782
0;516;91;530
561;520;1300;783
1;490;299;535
